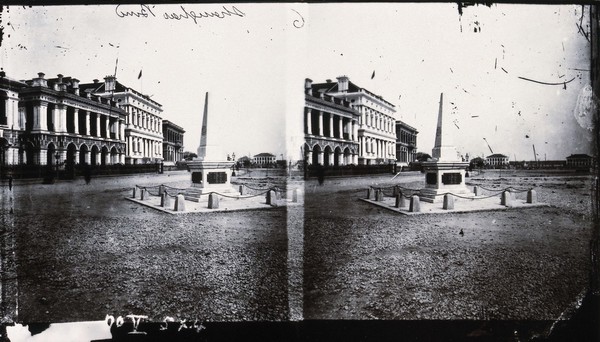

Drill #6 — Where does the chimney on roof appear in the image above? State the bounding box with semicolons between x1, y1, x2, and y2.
104;75;116;92
337;75;349;92
304;78;313;96
93;79;99;84
34;72;48;88
0;71;5;78
72;78;80;95
56;74;67;92
326;79;332;83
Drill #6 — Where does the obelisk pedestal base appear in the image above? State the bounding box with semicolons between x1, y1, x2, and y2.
419;161;474;203
187;160;239;195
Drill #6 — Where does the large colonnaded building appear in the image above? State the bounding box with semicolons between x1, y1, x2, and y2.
0;72;127;169
303;76;416;166
0;71;186;173
304;76;396;166
81;76;164;165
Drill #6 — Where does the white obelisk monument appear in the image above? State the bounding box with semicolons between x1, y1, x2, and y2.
187;92;238;194
419;93;473;203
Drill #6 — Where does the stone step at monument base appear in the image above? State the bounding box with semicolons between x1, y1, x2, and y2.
183;186;240;202
180;188;202;202
419;188;475;203
184;195;202;203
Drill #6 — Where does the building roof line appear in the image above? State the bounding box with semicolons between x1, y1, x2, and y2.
395;119;418;132
162;120;186;133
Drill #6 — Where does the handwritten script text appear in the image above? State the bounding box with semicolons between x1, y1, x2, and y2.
115;4;246;25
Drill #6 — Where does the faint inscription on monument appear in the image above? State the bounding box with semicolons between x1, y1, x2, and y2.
207;172;227;184
441;173;462;185
192;172;203;184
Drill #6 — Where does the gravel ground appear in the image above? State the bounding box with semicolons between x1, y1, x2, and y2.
303;170;594;325
1;168;594;334
3;171;290;323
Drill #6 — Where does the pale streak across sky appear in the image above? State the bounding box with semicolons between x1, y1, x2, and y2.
1;3;592;161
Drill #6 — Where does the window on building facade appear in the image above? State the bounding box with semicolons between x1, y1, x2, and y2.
0;92;7;126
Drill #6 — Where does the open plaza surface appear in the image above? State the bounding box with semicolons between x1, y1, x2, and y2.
303;170;594;333
0;168;596;340
2;170;293;323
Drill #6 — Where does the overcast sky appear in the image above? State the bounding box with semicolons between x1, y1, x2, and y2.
1;3;593;161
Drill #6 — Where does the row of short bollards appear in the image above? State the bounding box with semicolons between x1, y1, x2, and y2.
266;189;299;206
395;193;422;212
133;186;299;212
241;185;298;205
133;187;150;200
367;188;422;213
367;186;538;212
133;187;188;211
367;188;385;201
501;189;537;205
473;186;537;205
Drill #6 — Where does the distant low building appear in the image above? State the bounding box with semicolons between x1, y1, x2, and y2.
395;120;418;166
566;154;594;169
253;152;276;167
486;153;509;168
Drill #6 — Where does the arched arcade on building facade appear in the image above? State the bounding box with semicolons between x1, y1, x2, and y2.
19;141;125;167
303;142;357;167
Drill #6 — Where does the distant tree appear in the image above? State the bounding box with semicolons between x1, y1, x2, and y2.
237;156;251;168
183;151;197;161
470;157;485;169
415;152;432;162
276;160;287;169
